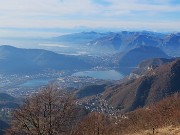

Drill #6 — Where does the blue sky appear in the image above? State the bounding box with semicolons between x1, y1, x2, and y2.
0;0;180;37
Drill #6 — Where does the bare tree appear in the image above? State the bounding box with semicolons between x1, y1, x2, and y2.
73;112;111;135
6;87;83;135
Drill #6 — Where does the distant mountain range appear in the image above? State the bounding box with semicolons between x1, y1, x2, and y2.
0;45;168;74
0;31;179;75
51;31;108;45
0;45;91;74
52;31;180;57
0;45;170;75
49;31;179;74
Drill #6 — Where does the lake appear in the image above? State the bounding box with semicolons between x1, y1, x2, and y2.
19;78;52;87
72;70;124;80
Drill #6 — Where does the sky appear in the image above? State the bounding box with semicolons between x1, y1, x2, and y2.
0;0;180;38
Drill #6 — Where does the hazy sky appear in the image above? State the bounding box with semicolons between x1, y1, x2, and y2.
0;0;180;37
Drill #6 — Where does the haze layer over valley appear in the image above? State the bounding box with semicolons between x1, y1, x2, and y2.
0;0;180;134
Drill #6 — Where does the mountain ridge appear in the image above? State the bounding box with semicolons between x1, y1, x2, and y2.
0;45;91;74
102;58;180;112
52;31;180;56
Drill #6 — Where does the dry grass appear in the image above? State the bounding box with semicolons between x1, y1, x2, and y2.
125;126;180;135
73;94;180;135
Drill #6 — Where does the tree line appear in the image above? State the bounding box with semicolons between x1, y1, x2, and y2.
5;87;180;135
